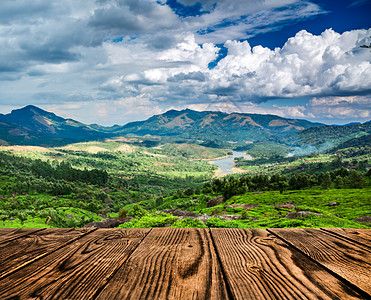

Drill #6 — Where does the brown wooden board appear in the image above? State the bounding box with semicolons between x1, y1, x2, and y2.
321;228;371;248
0;228;94;278
0;228;150;300
210;228;363;300
269;228;371;297
96;228;228;300
0;228;45;244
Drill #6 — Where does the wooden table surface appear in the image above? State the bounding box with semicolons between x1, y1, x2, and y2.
0;227;370;299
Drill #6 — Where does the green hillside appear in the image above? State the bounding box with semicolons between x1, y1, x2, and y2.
295;122;371;148
0;139;369;229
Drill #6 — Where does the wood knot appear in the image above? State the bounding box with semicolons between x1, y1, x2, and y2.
249;265;262;273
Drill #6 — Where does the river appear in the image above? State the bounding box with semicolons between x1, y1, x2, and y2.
211;150;253;175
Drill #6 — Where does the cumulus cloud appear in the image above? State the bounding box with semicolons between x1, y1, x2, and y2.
113;28;371;104
0;0;370;125
207;29;371;100
211;29;371;101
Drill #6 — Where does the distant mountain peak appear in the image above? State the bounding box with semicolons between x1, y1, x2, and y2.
0;105;367;151
13;105;46;114
0;105;107;146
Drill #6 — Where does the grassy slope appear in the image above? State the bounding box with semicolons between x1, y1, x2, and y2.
0;141;227;228
147;188;370;229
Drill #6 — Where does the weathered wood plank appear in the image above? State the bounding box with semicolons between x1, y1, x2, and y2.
0;228;94;278
96;228;229;300
0;228;45;244
211;228;363;300
269;228;371;297
321;228;371;248
0;228;150;300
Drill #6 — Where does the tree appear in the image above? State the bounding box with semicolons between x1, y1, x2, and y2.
321;172;332;189
348;170;365;188
289;175;298;190
333;175;343;189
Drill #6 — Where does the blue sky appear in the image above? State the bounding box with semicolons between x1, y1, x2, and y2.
0;0;370;125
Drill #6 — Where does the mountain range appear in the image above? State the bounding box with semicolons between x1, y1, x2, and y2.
0;105;369;153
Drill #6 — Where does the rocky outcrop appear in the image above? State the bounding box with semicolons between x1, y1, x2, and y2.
354;216;371;223
207;197;224;208
160;209;199;218
285;211;321;219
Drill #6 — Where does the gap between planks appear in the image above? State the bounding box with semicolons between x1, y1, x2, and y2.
268;228;371;299
95;228;229;300
0;228;152;299
0;228;369;300
0;227;98;279
320;227;371;249
211;228;365;300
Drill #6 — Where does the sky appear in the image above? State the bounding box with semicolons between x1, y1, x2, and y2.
0;0;370;126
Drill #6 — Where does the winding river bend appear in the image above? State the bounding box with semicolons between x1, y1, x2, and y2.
212;150;253;175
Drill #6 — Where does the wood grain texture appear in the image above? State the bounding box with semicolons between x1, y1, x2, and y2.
211;228;363;300
96;227;229;300
269;228;371;297
0;228;150;300
321;228;371;248
0;228;45;244
0;228;93;278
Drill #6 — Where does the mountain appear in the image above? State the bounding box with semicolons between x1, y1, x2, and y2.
3;105;369;153
0;105;108;146
117;109;324;145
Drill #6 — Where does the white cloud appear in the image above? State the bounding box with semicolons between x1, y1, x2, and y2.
305;96;371;120
111;28;371;107
208;29;371;100
0;0;370;125
43;96;168;125
188;95;370;124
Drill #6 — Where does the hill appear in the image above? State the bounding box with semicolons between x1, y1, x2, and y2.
329;134;371;152
0;106;324;148
294;122;371;150
117;109;324;146
1;105;369;156
0;105;108;146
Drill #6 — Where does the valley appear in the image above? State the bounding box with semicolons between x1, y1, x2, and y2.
0;106;369;229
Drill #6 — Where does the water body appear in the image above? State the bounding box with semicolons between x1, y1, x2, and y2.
212;150;253;175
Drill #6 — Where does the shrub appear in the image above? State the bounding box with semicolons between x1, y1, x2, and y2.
119;213;178;228
171;218;206;228
128;204;147;218
206;217;239;228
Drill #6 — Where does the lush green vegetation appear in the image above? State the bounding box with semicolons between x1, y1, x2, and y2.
241;141;291;158
287;121;371;149
236;144;370;176
0;142;225;228
0;139;369;229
